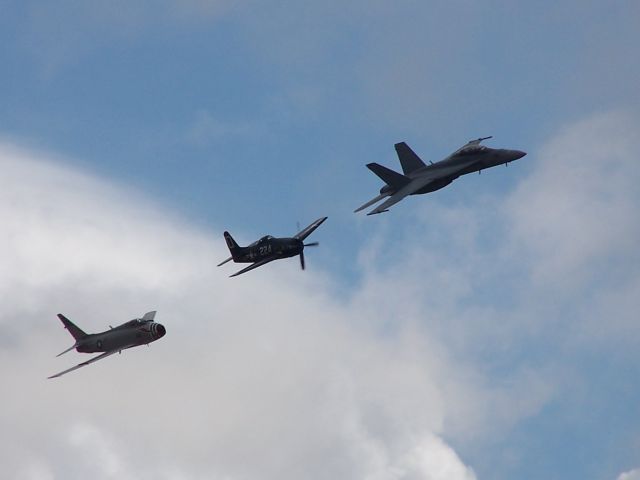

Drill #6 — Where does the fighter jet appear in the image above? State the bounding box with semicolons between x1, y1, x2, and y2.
48;311;166;379
218;216;328;277
355;137;526;215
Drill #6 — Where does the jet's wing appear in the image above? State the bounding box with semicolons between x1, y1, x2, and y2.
229;256;278;277
366;175;437;215
354;192;390;213
293;217;328;241
48;350;119;379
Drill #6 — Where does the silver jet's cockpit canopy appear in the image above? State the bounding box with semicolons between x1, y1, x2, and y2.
123;319;144;327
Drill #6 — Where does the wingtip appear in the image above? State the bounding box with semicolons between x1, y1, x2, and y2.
366;209;388;216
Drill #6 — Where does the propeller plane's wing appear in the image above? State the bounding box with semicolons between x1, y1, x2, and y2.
229;256;278;277
293;217;328;241
48;350;119;379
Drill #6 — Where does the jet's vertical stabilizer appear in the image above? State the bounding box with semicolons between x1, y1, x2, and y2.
57;314;88;341
394;142;427;174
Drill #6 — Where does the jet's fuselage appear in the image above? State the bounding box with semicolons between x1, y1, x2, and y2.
405;147;526;195
76;321;166;353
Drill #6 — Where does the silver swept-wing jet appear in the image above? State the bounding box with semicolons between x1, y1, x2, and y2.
48;311;166;378
355;137;526;215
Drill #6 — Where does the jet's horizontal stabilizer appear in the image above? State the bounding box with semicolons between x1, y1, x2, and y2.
366;209;389;216
56;344;77;357
366;163;410;188
354;193;389;213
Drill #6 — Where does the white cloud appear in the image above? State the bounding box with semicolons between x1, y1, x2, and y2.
506;110;640;290
0;142;485;479
618;469;640;480
2;109;639;479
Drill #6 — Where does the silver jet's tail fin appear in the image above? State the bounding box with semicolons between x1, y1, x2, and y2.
57;314;88;342
142;311;156;321
394;142;427;174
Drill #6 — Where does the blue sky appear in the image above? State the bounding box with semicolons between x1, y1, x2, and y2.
1;2;639;479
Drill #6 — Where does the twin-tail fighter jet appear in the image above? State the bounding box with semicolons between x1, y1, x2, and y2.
355;137;526;215
48;311;166;379
218;216;328;277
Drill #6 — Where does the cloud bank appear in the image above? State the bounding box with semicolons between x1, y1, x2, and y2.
2;108;639;479
0;143;482;479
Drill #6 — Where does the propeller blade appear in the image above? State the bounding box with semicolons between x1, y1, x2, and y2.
300;252;305;270
304;242;319;247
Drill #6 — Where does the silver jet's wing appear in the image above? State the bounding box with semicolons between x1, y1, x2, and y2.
48;350;119;379
229;256;278;277
293;217;328;241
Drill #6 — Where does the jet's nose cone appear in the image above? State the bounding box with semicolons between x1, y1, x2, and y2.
512;149;527;160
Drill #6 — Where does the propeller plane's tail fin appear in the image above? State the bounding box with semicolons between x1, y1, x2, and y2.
223;231;243;261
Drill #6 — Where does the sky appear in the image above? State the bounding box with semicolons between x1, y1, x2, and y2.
1;1;639;479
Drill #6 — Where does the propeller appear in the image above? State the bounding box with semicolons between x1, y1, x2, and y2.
299;242;319;270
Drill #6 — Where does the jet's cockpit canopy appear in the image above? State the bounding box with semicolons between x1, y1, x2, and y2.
124;318;151;327
455;136;492;156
